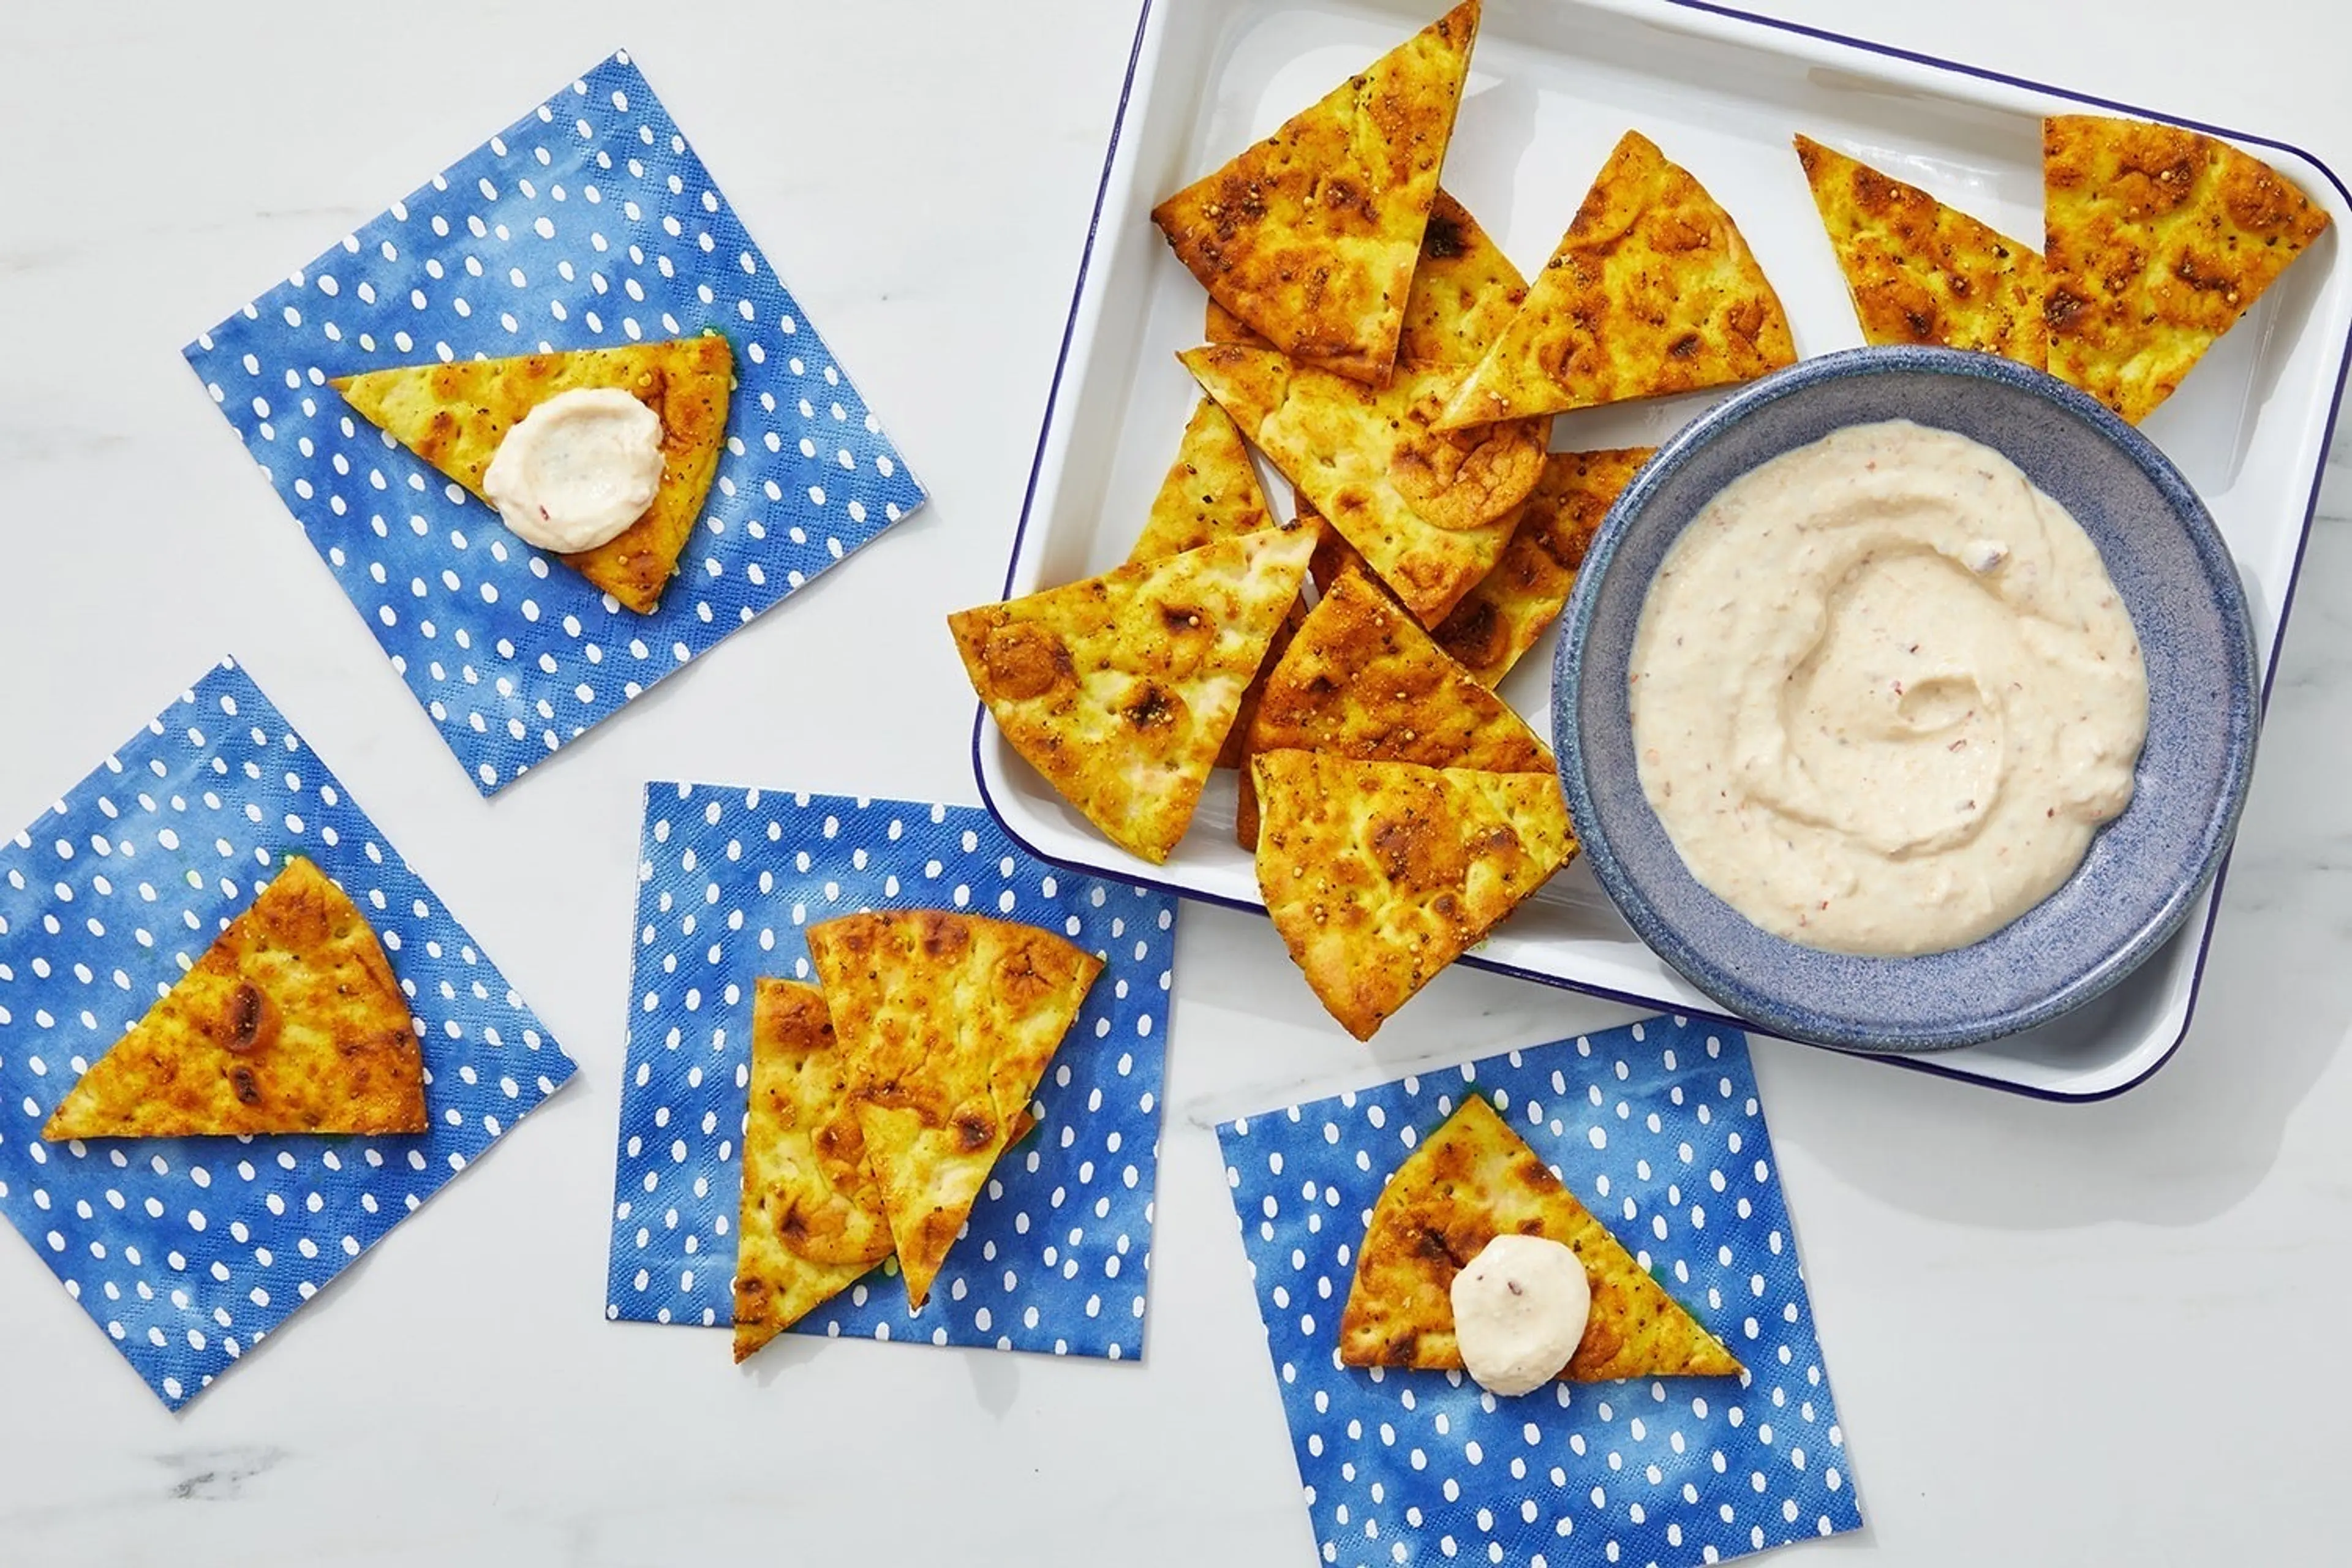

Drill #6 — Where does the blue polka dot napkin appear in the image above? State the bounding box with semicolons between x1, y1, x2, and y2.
606;786;1174;1359
0;658;577;1409
1218;1017;1861;1568
182;50;926;794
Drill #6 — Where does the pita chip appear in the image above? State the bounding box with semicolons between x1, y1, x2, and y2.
1339;1094;1743;1380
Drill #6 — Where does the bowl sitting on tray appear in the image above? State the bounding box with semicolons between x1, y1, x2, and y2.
1552;345;2261;1052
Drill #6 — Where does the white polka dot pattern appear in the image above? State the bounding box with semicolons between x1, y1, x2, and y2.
181;52;927;796
605;786;1174;1359
1218;1018;1862;1567
0;658;577;1409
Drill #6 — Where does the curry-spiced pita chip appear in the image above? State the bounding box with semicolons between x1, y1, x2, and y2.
806;911;1101;1311
1205;297;1270;347
733;978;894;1362
1152;0;1482;385
1182;344;1542;627
1794;134;2045;368
1253;752;1570;1039
1127;398;1293;767
1339;1094;1743;1381
1237;565;1553;845
951;524;1317;862
331;335;733;613
1440;131;1795;428
2043;114;2329;423
42;856;425;1140
1431;447;1651;685
1397;188;1529;366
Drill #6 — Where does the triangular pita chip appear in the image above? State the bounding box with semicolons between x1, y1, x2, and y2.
733;978;894;1362
1128;399;1294;768
1339;1094;1743;1381
1431;447;1651;685
1793;134;2045;368
951;523;1318;863
1182;344;1544;627
42;856;425;1140
2043;114;2329;423
1237;565;1553;846
1252;750;1570;1038
1152;0;1482;384
331;334;733;612
1201;186;1522;368
805;911;1102;1310
1439;131;1796;428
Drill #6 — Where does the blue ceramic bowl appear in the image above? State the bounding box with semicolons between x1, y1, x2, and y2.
1553;346;2261;1052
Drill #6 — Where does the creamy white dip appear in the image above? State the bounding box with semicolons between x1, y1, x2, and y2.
1627;420;2147;958
1449;1233;1592;1396
481;386;665;553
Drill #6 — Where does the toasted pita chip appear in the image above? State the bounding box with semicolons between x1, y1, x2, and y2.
1439;131;1796;428
1152;1;1482;385
1205;297;1270;347
732;979;894;1362
1793;134;2045;368
42;857;424;1140
1339;1095;1743;1381
951;524;1317;862
1128;399;1294;767
1431;448;1651;685
1182;345;1542;626
1237;565;1553;846
1253;752;1570;1038
806;911;1102;1310
332;336;733;612
2043;115;2329;423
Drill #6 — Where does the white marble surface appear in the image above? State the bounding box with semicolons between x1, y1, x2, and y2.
2;2;2349;1564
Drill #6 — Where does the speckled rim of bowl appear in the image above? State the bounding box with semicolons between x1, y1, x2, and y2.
1552;344;2263;1053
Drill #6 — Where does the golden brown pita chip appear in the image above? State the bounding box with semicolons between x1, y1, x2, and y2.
1253;752;1570;1038
42;857;424;1140
1339;1095;1742;1380
1152;1;1481;385
1793;134;2045;368
1237;565;1553;846
951;524;1317;863
1182;344;1542;627
1128;399;1292;768
1205;297;1270;347
733;979;893;1362
2043;114;2329;423
1397;189;1529;365
1439;131;1796;428
1431;448;1651;685
805;911;1102;1310
331;335;732;613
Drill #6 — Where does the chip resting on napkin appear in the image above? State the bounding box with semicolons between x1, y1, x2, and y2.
0;659;576;1409
1218;1017;1861;1567
184;50;925;794
606;788;1175;1361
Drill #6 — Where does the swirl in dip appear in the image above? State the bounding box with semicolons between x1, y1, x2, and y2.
1627;419;2148;957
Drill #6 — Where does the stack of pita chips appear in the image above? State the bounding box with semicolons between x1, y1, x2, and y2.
731;910;1102;1362
1794;116;2329;422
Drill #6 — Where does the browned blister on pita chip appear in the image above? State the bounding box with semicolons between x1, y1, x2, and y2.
732;978;894;1362
1253;753;1570;1039
806;911;1101;1311
951;524;1317;863
2043;114;2329;423
1153;1;1482;385
1431;448;1651;685
1339;1094;1743;1379
332;335;732;613
43;856;425;1140
1794;134;2045;368
1441;131;1795;427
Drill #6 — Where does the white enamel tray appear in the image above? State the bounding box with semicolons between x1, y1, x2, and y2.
974;0;2352;1099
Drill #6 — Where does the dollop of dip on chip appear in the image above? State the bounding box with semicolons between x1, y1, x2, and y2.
482;386;665;552
1629;419;2147;956
1449;1233;1593;1396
